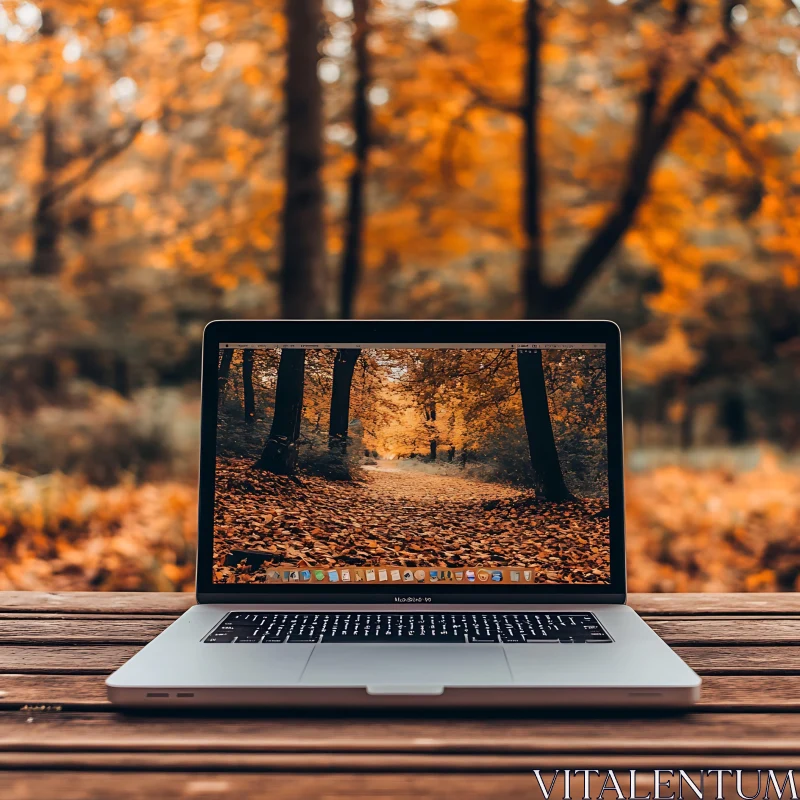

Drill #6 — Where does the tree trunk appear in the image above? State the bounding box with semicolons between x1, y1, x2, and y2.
281;0;327;318
218;349;234;401
520;0;545;319
31;106;62;277
255;348;306;474
720;391;748;446
112;356;130;398
448;446;455;462
428;401;437;460
242;349;255;424
328;348;361;450
338;0;370;319
516;349;574;501
679;401;695;450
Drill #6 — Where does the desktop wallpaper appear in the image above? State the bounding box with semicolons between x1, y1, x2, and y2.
213;346;610;584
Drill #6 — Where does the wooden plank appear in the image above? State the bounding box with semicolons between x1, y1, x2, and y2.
630;593;800;615
677;646;800;675
646;618;800;644
3;674;800;711
1;751;800;771
0;646;138;675
0;674;108;707
1;711;799;756
0;773;556;800
697;676;800;709
0;593;194;616
0;617;173;645
1;770;790;800
3;643;800;676
3;614;800;647
450;643;800;677
3;592;800;616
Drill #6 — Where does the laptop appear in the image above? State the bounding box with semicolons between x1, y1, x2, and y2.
107;319;700;707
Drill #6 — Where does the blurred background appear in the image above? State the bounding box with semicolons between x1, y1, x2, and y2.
1;0;799;593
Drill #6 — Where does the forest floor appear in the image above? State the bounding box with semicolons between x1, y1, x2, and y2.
2;449;799;592
212;457;610;584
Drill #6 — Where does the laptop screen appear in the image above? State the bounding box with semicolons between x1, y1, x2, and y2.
212;343;610;586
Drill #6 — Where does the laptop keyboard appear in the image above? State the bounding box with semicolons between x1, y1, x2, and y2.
204;612;611;644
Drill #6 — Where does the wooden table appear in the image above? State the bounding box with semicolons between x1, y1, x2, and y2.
2;592;799;799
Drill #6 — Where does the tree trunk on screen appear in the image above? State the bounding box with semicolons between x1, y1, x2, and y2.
255;349;306;474
516;349;574;502
280;0;327;319
427;402;437;461
338;0;371;319
242;349;255;424
329;348;361;450
31;106;63;277
218;349;234;401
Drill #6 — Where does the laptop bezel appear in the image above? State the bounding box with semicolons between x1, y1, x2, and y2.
196;320;626;604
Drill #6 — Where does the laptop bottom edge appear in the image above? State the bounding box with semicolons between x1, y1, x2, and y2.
107;683;700;709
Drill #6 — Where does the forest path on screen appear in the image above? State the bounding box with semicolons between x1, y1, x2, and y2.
213;457;610;583
362;459;520;503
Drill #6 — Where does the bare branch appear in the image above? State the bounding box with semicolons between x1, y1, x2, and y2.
40;119;145;208
428;38;522;116
440;100;476;187
453;68;523;116
692;107;763;177
547;0;742;315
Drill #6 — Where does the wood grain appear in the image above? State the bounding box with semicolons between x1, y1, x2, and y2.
0;617;174;644
0;770;787;800
0;773;558;800
0;645;138;674
2;711;799;754
3;642;800;676
645;617;800;644
629;593;800;615
1;590;798;795
3;614;800;647
2;592;800;616
2;751;799;771
676;645;800;675
0;593;194;615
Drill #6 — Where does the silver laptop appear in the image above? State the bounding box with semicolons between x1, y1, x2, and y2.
107;320;700;707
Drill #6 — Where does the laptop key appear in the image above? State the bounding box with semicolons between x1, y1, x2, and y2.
205;632;236;643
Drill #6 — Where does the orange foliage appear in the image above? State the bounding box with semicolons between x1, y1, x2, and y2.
627;451;800;593
2;451;798;593
0;472;196;592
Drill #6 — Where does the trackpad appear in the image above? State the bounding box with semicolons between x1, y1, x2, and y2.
300;645;511;687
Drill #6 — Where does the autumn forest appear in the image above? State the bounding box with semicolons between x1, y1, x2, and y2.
213;347;610;583
1;0;799;593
